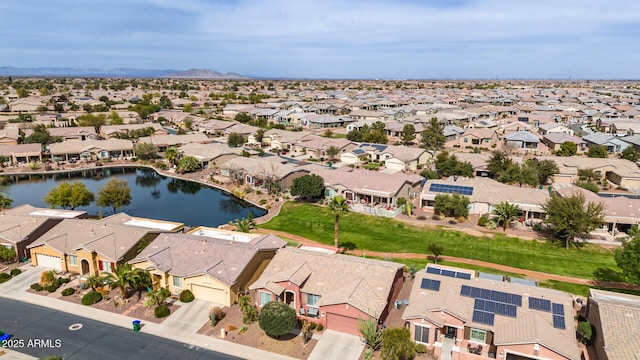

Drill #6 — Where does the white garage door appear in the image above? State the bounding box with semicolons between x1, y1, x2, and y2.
385;159;404;170
36;254;62;271
191;284;227;305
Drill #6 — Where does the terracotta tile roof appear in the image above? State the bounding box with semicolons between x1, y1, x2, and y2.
588;289;640;360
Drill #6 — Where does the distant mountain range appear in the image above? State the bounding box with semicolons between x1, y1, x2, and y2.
0;67;248;79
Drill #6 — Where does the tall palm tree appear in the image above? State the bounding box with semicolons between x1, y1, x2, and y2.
328;196;349;248
164;146;179;167
492;202;521;232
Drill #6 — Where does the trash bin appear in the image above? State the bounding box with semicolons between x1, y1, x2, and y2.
133;320;141;332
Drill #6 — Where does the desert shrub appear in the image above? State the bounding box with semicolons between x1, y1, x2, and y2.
415;343;428;354
477;215;488;227
155;304;170;318
364;348;374;360
258;301;297;337
448;219;457;224
179;289;195;303
358;317;383;350
380;327;414;360
242;305;259;324
31;283;43;291
46;284;58;292
40;270;56;286
61;288;75;296
432;214;441;221
210;306;226;326
259;199;267;205
10;268;22;276
58;277;70;284
81;290;103;305
0;273;11;281
316;324;324;331
226;324;238;331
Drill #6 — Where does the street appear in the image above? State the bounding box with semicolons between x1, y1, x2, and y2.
0;297;241;360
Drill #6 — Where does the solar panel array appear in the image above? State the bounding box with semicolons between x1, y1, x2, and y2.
420;278;441;292
552;303;564;315
426;266;472;280
472;310;495;325
474;299;517;317
429;183;474;196
553;315;566;329
461;285;523;307
528;297;552;312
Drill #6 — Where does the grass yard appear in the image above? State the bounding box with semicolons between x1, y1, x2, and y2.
260;202;618;280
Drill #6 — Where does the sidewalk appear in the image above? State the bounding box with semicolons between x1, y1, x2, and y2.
0;265;297;360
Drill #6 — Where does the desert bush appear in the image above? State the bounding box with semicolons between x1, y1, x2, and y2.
31;283;43;291
316;323;324;331
155;304;170;318
258;301;297;337
61;288;75;296
40;270;56;286
81;291;103;305
477;216;488;227
10;268;22;276
226;324;238;331
432;214;441;221
242;305;259;324
179;289;195;303
210;306;226;326
0;273;11;281
415;343;428;353
259;199;267;205
46;284;58;292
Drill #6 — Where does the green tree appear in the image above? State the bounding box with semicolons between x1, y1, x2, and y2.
16;87;29;98
133;142;158;160
44;181;94;210
96;178;132;214
328;196;349;248
577;321;593;345
107;111;124;125
401;124;416;145
144;287;171;309
0;246;17;262
233;213;256;233
325;145;339;161
178;155;200;173
615;228;640;284
254;128;266;144
290;174;325;201
529;159;559;185
23;124;51;144
577;168;599;182
234;113;253;124
358;317;383;350
492;202;521;231
420;117;445;155
556;141;577;156
587;145;608;158
258;301;298;338
380;327;415;360
0;155;9;168
0;193;12;209
76;113;107;132
347;126;366;142
487;151;513;177
434;151;474;179
428;243;445;263
102;263;149;299
164;146;179;166
419;169;440;180
620;146;640;162
228;132;246;147
433;193;470;218
542;192;605;249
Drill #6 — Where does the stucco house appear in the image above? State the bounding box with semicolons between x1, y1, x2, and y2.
403;265;581;360
137;133;211;152
541;133;586;153
130;232;286;306
0;143;42;165
504;131;541;151
218;156;311;192
0;128;20;145
249;247;405;335
459;128;499;149
47;139;134;162
99;123;167;139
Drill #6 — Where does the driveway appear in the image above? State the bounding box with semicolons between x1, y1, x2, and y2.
308;329;364;360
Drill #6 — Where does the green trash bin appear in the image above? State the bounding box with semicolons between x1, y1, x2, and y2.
133;320;141;332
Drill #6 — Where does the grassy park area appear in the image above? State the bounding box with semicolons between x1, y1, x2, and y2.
260;202;618;280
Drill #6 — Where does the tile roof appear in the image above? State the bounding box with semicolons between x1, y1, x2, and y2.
130;233;286;286
589;289;640;360
0;214;49;244
249;247;404;317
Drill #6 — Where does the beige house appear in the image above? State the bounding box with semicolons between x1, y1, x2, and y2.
130;232;286;306
459;128;499;149
137;133;211;152
0;128;20;145
587;289;640;360
47;139;134;162
99;123;167;139
0;143;42;165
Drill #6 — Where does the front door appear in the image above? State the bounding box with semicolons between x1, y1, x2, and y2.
445;326;457;339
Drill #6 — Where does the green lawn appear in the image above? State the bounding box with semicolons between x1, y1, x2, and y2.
260;202;618;280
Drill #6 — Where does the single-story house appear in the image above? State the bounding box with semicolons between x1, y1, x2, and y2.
537;123;574;136
218;156;311;193
504;131;541;151
586;289;640;360
28;218;156;275
403;265;581;360
0;143;43;165
130;232;286;306
541;133;587;153
542;156;640;188
99;123;167;139
47;139;134;162
0;128;20;145
0;214;63;261
45;126;98;142
178;142;242;169
249;247;405;335
137;133;211;152
459;128;499;149
583;133;629;153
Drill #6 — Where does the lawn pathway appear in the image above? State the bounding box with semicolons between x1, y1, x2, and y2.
255;228;640;291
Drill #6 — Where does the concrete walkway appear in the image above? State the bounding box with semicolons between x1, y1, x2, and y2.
161;299;219;333
0;265;296;360
308;330;364;360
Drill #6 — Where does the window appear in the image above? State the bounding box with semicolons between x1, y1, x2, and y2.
414;324;430;344
464;138;468;143
68;255;78;267
99;260;112;273
307;293;320;306
484;138;490;143
470;328;487;343
260;292;272;306
173;276;183;288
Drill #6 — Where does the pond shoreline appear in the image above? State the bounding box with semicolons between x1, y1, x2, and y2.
0;160;277;226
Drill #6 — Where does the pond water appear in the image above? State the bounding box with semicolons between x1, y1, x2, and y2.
0;167;265;227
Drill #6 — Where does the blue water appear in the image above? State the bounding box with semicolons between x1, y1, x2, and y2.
598;192;640;199
0;167;265;227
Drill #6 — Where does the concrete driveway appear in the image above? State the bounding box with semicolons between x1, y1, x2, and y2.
308;329;364;360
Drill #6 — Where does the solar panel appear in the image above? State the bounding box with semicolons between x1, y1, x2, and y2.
472;310;495;326
471;287;482;298
456;272;472;280
426;267;441;275
505;305;517;317
485;300;496;313
474;299;485;310
512;295;523;307
441;269;456;278
491;291;501;302
494;302;506;315
420;278;441;291
553;315;566;329
461;285;471;296
428;183;474;196
529;297;551;312
552;303;565;315
481;289;491;300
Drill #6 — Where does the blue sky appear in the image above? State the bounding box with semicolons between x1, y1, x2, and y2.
1;0;639;79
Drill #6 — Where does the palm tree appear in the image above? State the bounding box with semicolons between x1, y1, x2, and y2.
492;202;521;232
328;196;349;249
164;146;179;167
0;193;12;209
102;263;147;299
233;213;255;233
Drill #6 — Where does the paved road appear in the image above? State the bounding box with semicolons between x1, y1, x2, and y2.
0;298;241;360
